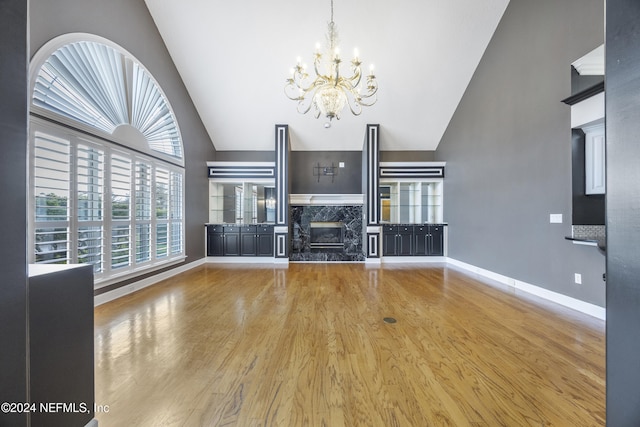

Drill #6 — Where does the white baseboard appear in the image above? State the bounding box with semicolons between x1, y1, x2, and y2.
206;256;277;264
381;256;447;264
446;257;606;320
94;259;206;306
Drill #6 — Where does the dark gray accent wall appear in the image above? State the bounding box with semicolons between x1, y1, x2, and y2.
290;151;362;194
216;151;275;162
605;0;640;423
30;0;216;282
29;265;94;427
435;0;605;306
380;151;435;162
0;0;28;425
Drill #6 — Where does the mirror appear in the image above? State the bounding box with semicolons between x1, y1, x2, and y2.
379;181;443;224
209;181;276;224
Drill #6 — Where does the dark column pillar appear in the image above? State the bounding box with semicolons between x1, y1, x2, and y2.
0;0;29;426
274;125;290;259
605;0;640;424
363;124;381;259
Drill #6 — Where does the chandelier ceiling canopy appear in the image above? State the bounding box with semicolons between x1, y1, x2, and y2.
284;0;378;126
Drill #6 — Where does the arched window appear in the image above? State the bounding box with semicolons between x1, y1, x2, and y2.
29;34;185;286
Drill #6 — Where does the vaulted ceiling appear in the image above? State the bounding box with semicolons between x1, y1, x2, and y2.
144;0;510;152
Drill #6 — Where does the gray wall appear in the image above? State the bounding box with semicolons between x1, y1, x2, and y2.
30;0;216;288
435;0;606;306
380;150;435;162
0;1;29;425
216;151;275;162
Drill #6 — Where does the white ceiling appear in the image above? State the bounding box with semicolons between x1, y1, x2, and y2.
144;0;510;152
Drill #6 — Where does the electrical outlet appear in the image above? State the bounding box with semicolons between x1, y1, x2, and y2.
550;214;563;223
339;162;345;168
574;273;582;284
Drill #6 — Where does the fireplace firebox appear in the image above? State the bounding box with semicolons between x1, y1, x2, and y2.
310;221;344;248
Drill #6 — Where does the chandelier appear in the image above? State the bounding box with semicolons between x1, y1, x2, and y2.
284;0;378;125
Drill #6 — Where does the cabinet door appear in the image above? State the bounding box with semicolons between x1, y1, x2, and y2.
413;226;429;256
208;232;224;256
382;226;398;256
397;226;413;256
224;233;240;255
584;123;606;195
223;226;240;256
240;233;256;256
240;226;257;256
429;225;444;256
207;225;224;256
257;233;274;256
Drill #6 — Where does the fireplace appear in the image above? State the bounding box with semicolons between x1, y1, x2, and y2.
310;221;344;248
290;205;364;261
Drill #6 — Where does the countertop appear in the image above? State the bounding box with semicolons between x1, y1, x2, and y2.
565;236;606;252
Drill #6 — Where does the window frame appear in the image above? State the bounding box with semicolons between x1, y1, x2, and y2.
29;117;186;287
29;33;184;168
28;34;187;287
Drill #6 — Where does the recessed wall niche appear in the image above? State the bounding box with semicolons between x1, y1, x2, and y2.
563;44;605;226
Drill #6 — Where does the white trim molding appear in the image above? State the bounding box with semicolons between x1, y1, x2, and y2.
94;258;206;306
446;258;606;320
289;193;364;205
206;257;275;264
382;256;448;264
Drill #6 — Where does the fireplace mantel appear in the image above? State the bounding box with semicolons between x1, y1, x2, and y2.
289;194;364;206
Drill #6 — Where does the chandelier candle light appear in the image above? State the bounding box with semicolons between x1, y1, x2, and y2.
285;0;378;126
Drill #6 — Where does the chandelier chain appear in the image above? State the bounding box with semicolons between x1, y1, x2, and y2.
330;0;334;23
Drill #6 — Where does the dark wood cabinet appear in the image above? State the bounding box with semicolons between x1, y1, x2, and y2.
207;224;274;257
382;225;398;256
429;225;444;256
257;225;274;256
413;224;444;256
240;226;257;256
397;225;413;256
207;224;224;256
223;226;240;256
413;225;430;256
383;225;414;256
383;224;445;256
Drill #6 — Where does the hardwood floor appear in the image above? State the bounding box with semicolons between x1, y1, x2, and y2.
94;263;605;426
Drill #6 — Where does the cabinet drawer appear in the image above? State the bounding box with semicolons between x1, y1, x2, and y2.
383;225;397;233
240;225;257;233
223;226;240;233
414;226;427;234
207;224;223;233
257;225;274;234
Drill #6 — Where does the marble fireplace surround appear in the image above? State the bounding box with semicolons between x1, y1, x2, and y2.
289;194;365;262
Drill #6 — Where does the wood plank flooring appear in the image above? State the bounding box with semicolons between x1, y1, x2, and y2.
94;263;605;426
